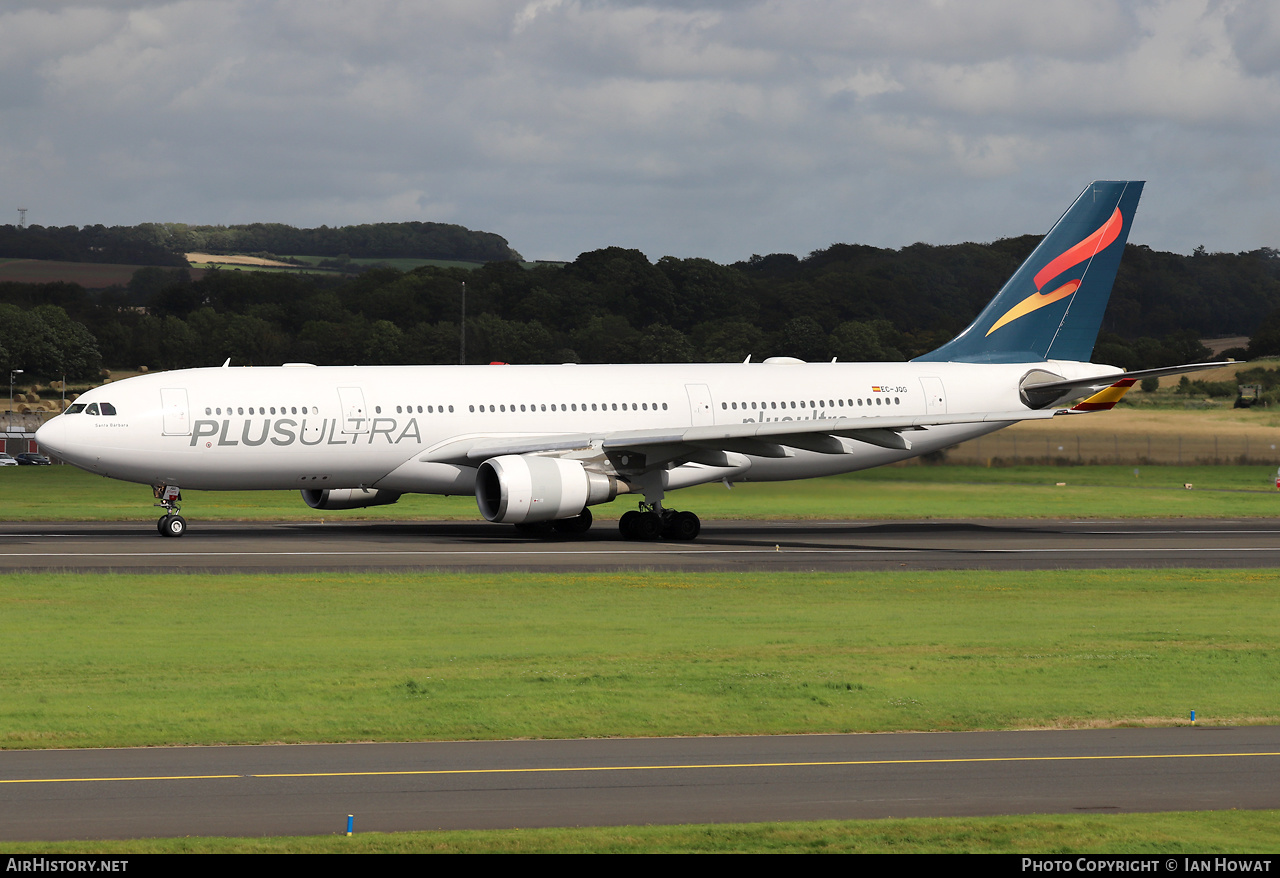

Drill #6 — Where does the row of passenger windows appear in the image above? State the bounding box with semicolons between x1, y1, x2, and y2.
723;397;902;411
468;402;670;413
186;397;901;419
206;406;314;416
379;405;454;414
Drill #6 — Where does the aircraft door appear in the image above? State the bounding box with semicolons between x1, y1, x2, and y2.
338;386;370;434
685;384;714;426
920;376;947;414
160;388;190;436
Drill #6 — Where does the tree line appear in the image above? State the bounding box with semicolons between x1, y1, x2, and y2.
0;220;522;267
3;240;1279;383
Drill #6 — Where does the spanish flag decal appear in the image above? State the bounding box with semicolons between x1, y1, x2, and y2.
986;207;1124;337
1071;377;1137;411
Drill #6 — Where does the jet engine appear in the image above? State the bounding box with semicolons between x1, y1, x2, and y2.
475;455;620;524
301;487;402;510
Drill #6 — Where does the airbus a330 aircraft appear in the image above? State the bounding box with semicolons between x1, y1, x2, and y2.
35;181;1222;540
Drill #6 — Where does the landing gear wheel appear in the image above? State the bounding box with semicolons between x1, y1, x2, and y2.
552;508;593;535
619;510;640;540
664;510;701;541
157;514;171;535
161;514;187;538
632;511;662;541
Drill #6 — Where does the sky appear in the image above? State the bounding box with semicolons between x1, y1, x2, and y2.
3;0;1279;263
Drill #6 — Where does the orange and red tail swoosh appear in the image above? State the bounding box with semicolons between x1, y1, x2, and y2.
985;281;1079;337
1034;207;1123;291
986;207;1124;337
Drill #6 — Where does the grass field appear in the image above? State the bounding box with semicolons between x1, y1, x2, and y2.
4;463;1280;522
4;810;1278;853
3;569;1276;748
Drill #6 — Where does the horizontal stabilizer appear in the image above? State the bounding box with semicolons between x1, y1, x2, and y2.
1023;361;1233;396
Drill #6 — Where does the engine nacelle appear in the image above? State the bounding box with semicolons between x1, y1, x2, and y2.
475;455;619;524
301;487;402;510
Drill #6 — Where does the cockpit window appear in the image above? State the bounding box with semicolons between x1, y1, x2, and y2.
67;403;86;414
100;402;117;416
85;403;99;415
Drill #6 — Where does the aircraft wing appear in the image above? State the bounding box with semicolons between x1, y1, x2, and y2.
419;408;1067;470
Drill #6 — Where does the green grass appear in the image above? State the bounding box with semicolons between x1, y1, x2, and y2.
4;810;1278;853
3;569;1276;749
6;463;1280;522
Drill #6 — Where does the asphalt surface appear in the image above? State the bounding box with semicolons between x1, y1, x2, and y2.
4;517;1280;573
4;727;1279;841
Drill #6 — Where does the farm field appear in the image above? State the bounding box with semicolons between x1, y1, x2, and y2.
948;395;1280;464
185;253;488;272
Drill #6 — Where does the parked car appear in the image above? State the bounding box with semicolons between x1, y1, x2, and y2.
15;452;50;465
0;453;17;466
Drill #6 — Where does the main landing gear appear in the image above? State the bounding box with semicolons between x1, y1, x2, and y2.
153;484;187;538
618;503;700;541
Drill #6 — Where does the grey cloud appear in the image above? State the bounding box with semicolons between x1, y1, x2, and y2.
0;0;1276;262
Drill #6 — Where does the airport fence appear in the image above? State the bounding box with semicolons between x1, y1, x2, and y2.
939;432;1280;466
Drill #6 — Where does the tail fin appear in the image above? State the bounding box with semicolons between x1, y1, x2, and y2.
915;181;1143;364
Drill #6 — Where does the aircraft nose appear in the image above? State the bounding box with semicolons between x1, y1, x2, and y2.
34;416;65;459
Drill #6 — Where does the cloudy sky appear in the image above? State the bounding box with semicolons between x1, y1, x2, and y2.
3;0;1278;263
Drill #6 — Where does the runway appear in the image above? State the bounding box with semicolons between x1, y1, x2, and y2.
4;727;1279;841
4;518;1280;573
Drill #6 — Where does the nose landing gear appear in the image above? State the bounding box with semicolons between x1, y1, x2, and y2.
153;485;187;538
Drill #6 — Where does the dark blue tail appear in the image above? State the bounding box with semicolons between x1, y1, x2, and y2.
915;181;1143;364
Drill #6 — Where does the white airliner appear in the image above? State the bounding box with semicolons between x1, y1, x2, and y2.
34;182;1221;539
